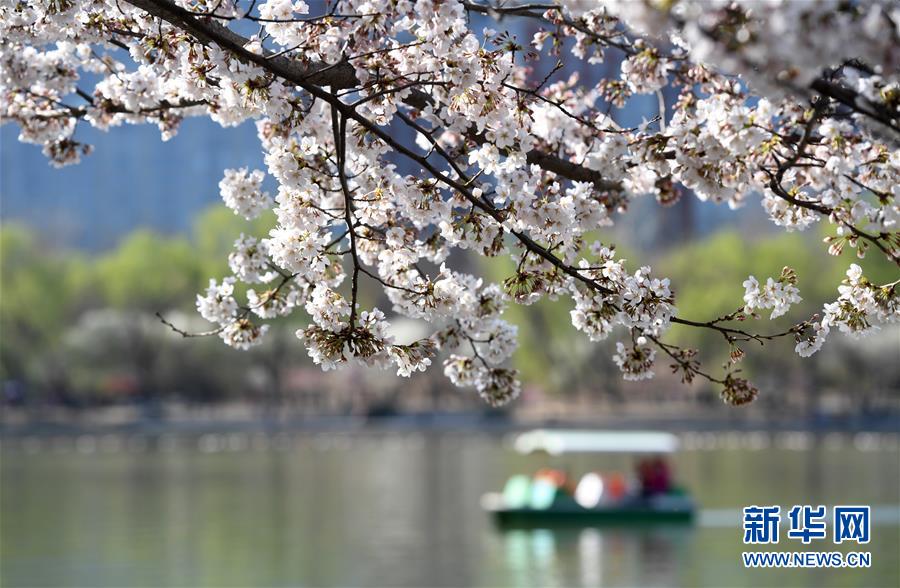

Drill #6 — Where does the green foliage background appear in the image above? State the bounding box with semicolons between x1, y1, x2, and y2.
1;208;897;407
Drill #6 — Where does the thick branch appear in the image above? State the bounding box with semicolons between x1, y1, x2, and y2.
124;0;359;88
122;0;620;190
811;77;900;136
331;105;360;326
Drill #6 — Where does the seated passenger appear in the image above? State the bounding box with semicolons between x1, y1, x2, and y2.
637;456;672;497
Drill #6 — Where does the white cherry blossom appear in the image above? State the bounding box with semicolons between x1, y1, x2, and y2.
5;0;899;406
219;168;272;220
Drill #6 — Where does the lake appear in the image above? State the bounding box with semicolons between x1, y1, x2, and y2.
2;429;899;587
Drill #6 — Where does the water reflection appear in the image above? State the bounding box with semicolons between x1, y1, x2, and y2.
497;525;694;588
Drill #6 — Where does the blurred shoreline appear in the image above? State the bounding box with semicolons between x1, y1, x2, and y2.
3;404;900;438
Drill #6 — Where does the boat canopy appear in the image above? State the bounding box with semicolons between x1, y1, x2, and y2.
513;430;679;455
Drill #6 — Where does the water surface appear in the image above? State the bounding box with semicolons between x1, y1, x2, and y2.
2;431;898;587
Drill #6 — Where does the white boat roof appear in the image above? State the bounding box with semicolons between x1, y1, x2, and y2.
513;430;679;455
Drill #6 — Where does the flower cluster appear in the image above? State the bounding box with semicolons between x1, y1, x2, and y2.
219;168;272;220
822;264;899;339
196;277;271;349
620;46;671;95
612;340;656;381
794;321;829;359
720;374;759;407
743;268;802;320
196;278;238;325
568;246;675;345
228;234;278;284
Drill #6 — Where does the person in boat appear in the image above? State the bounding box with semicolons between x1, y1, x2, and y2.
533;468;577;495
637;456;672;497
605;471;628;500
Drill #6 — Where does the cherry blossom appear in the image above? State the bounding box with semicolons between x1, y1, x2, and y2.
822;264;899;338
196;278;238;324
228;234;279;284
612;340;656;381
742;268;802;320
4;0;899;406
219;168;272;220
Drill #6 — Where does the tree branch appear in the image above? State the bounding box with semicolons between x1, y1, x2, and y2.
122;0;621;191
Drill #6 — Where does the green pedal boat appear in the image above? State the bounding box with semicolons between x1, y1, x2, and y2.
482;430;697;527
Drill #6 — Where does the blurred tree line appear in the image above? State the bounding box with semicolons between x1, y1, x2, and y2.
1;209;898;419
1;207;286;413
